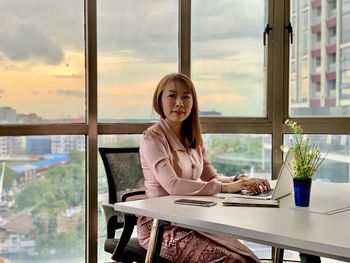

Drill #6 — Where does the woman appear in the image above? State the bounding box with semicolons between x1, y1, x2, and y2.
137;73;270;263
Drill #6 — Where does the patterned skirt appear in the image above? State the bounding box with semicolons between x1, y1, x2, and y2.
137;216;260;263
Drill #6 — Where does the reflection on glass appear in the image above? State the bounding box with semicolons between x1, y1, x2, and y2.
290;0;350;117
192;0;267;117
0;135;85;262
0;1;85;124
97;0;178;122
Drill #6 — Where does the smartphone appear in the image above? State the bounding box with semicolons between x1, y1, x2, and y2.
174;199;217;207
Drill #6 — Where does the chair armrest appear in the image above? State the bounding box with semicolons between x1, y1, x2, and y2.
122;190;146;202
102;203;124;238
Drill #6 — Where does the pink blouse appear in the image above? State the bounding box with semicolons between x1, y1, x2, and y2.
140;118;227;198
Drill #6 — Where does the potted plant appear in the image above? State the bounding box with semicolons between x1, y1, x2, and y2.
283;119;327;207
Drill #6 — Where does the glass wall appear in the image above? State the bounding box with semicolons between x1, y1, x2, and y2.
1;1;350;262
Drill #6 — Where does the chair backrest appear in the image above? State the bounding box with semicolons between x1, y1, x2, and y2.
99;147;145;204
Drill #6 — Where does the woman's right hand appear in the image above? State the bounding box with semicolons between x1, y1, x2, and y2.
221;177;270;194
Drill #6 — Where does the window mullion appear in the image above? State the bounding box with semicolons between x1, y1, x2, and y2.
179;0;191;76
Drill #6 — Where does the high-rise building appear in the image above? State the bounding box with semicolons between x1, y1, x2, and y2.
290;0;350;116
51;135;85;154
26;136;52;155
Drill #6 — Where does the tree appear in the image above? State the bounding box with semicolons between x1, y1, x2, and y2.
14;150;85;257
206;135;263;176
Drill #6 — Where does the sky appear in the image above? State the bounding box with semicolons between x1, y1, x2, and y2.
0;0;266;121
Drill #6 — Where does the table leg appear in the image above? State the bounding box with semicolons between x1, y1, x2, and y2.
145;218;165;263
272;247;284;263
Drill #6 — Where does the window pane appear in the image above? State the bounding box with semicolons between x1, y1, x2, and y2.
289;0;350;117
97;0;178;122
192;0;267;117
203;134;272;179
284;134;350;183
203;133;272;259
0;1;85;124
97;135;141;262
0;135;85;262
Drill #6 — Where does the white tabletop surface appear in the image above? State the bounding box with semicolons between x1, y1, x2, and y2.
114;181;350;261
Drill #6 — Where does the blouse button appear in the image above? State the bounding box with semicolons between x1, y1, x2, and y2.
191;163;196;169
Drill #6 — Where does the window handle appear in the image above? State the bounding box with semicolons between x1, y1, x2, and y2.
285;22;293;44
263;23;272;46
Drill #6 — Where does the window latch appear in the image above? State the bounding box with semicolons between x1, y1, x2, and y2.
285;22;293;44
263;23;272;46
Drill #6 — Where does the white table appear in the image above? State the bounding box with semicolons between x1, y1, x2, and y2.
114;182;350;262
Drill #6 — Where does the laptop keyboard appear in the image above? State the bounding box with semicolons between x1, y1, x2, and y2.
244;188;274;197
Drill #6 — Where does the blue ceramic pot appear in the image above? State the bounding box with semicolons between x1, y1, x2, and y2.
293;178;312;207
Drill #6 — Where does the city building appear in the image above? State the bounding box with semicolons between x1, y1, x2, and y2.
290;0;350;116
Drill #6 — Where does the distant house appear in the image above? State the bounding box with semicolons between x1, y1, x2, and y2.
0;210;35;255
11;154;70;185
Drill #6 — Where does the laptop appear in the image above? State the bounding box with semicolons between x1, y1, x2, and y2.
217;151;293;200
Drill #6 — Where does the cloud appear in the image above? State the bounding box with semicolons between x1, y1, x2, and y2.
53;74;84;79
192;0;264;42
98;0;178;63
0;0;84;64
193;71;261;86
31;91;39;96
1;23;63;64
56;89;84;98
0;0;265;66
97;0;264;63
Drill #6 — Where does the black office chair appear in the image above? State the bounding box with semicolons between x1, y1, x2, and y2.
99;147;170;263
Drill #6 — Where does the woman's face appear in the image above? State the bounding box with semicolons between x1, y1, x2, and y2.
161;80;193;126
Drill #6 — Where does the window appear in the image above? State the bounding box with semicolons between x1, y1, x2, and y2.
284;134;350;183
340;47;350;99
341;2;350;43
313;7;321;25
0;135;85;262
327;0;336;18
328;53;336;71
191;0;267;117
291;0;350;117
0;1;85;124
328;26;336;44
